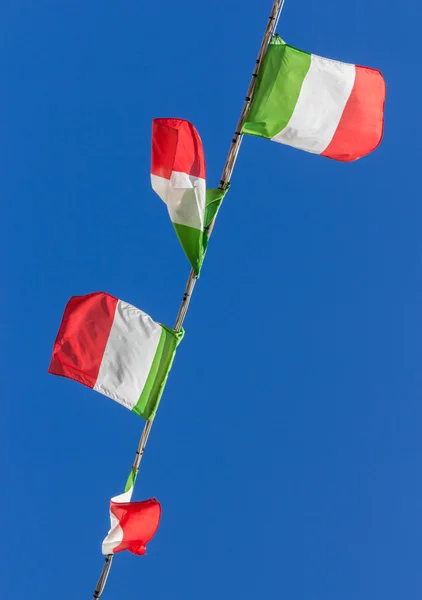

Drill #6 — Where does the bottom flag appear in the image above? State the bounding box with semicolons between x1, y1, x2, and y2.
102;472;161;556
102;497;161;555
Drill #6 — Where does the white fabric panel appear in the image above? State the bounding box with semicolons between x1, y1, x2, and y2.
151;172;206;231
272;54;356;154
94;301;162;411
102;488;133;554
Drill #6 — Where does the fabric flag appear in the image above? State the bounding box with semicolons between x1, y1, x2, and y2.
242;35;386;161
151;118;227;273
49;292;183;421
102;470;161;556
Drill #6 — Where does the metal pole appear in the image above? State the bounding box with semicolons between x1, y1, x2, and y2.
92;1;284;596
93;555;113;599
218;0;284;191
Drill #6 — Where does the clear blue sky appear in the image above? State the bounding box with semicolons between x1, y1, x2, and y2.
2;1;421;598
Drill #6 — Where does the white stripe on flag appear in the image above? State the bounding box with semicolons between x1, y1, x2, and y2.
272;54;356;154
102;487;133;555
151;172;206;230
94;301;162;410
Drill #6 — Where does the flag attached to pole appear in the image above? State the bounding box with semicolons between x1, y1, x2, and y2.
49;292;183;421
242;35;386;161
151;118;226;274
102;471;161;556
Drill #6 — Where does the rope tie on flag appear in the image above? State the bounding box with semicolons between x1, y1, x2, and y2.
92;0;285;597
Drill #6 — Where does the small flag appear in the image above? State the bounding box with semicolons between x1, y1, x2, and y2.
49;292;183;421
151;118;226;273
243;36;386;161
102;472;161;556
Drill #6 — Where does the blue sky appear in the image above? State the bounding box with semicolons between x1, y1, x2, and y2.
2;1;421;598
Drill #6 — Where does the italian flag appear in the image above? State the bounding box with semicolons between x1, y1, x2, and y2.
243;36;386;161
151;118;207;273
102;471;161;556
48;292;183;421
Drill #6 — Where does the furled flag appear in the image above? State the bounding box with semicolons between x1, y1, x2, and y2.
49;292;183;421
242;35;386;161
151;118;227;274
102;470;161;556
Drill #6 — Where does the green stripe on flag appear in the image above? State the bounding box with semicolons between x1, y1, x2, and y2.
200;186;229;264
204;187;228;229
124;468;138;493
173;222;204;274
132;326;184;421
174;187;229;275
242;36;312;139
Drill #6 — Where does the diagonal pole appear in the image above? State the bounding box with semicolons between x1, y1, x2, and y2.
92;0;285;596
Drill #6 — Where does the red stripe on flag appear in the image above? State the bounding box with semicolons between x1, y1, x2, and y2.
48;292;118;389
322;66;386;162
111;498;161;555
151;118;205;179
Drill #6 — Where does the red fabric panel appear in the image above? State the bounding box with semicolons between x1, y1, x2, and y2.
151;118;205;179
112;498;161;556
322;66;386;162
48;292;118;389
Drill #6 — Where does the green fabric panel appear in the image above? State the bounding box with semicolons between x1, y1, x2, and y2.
160;325;185;345
200;186;230;267
173;222;204;274
204;187;229;228
132;326;184;421
242;35;312;139
124;468;138;493
172;187;229;275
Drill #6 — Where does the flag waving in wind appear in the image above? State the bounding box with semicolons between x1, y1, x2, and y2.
49;292;183;421
151;118;222;274
243;36;386;161
102;470;161;556
151;118;206;272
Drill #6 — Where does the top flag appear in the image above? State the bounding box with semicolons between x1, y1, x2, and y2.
151;118;223;274
243;36;386;161
49;292;183;421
